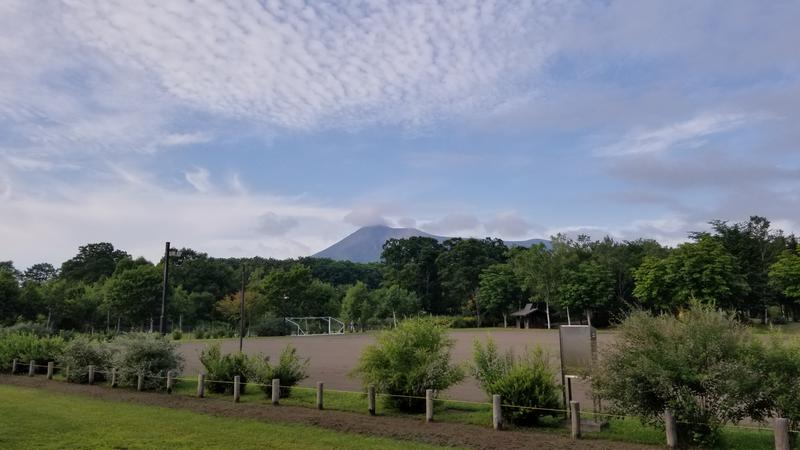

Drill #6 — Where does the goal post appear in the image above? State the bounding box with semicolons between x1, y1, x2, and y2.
284;317;345;336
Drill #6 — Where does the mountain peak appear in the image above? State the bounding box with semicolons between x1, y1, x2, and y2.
312;225;548;263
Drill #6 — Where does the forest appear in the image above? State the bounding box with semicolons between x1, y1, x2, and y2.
1;216;799;333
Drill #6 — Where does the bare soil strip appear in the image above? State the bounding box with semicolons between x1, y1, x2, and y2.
0;375;654;450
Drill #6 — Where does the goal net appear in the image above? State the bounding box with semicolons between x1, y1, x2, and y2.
284;317;345;336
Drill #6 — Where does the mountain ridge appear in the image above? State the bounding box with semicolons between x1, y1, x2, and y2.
313;224;549;263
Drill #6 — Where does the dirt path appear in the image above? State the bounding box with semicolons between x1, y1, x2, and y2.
0;375;654;450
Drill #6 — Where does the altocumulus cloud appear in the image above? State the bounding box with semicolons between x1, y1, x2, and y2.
62;0;570;129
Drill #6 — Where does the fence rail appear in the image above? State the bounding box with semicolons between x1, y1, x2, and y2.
2;358;795;449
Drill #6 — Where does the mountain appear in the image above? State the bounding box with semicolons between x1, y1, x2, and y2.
313;225;550;263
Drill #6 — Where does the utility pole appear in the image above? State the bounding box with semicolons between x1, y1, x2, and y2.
239;263;246;352
159;241;170;335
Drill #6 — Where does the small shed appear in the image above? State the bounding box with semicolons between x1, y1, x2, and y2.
511;303;539;329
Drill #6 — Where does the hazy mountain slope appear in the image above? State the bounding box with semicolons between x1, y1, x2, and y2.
313;225;549;263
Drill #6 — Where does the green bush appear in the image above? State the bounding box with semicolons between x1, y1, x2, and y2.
353;317;464;412
452;316;478;328
248;345;309;398
472;337;561;425
193;323;235;339
0;332;65;373
250;318;288;337
0;322;51;337
58;336;113;383
111;333;184;391
171;330;183;340
200;344;251;394
750;335;800;437
592;305;763;447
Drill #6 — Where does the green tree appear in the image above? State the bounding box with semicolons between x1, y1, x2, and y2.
22;263;58;284
436;238;508;317
60;243;129;283
340;281;373;330
560;259;615;325
475;263;523;327
381;237;443;313
104;264;162;328
633;235;748;312
0;267;21;325
512;242;563;329
256;265;338;317
769;246;800;303
371;284;421;324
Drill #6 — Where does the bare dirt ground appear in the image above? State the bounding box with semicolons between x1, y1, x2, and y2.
178;328;616;404
0;374;654;450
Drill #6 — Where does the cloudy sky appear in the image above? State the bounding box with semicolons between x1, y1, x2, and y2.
2;0;799;268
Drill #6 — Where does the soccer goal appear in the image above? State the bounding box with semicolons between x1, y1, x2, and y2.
284;316;345;336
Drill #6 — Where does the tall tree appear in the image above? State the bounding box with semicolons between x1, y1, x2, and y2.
371;284;420;324
381;237;443;313
256;265;338;317
22;263;58;284
104;264;162;328
341;281;373;330
769;246;800;308
512;241;565;329
436;238;508;317
0;267;21;325
474;263;523;327
60;243;129;283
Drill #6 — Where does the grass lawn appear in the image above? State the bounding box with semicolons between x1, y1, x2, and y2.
0;384;447;450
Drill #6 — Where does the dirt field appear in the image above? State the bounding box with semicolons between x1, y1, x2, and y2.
0;375;654;450
178;328;616;404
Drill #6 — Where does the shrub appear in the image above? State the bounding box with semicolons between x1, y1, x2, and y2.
171;330;183;340
592;305;763;447
452;316;478;328
472;337;561;425
0;332;65;373
353;317;464;411
250;318;288;337
193;322;235;339
0;322;51;337
200;344;251;394
58;336;113;383
249;345;309;398
750;335;800;437
111;333;184;391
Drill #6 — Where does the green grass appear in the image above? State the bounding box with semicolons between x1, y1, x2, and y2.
0;384;448;449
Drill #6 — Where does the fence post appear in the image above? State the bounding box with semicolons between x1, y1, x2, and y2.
570;401;581;439
137;373;144;391
65;365;70;381
425;389;434;423
47;362;54;380
11;358;17;374
166;371;173;393
233;375;241;403
316;382;324;410
110;368;117;388
28;360;35;377
368;385;376;416
492;394;502;430
271;378;280;405
775;417;790;450
88;365;95;385
665;408;678;449
197;373;205;398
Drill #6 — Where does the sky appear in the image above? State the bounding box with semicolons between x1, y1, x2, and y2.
1;0;800;269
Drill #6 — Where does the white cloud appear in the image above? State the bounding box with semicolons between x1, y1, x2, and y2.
161;132;212;147
599;112;755;156
184;167;212;193
484;212;539;238
422;213;481;235
59;0;569;129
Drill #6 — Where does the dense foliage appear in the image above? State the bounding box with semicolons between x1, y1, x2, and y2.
200;344;252;394
58;336;113;383
248;345;309;397
111;333;184;391
353;317;464;411
0;215;798;334
472;338;561;425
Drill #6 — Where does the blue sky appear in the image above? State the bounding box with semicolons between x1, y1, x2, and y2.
1;0;799;268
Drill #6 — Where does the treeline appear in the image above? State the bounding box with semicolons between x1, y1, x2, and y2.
1;216;799;332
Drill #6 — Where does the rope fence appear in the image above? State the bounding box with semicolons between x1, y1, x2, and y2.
2;358;797;449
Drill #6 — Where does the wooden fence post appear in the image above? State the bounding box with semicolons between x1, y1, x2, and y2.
197;373;205;398
775;417;790;450
28;360;35;377
233;375;241;403
166;371;173;393
316;382;324;410
46;362;54;380
271;378;280;405
88;365;95;385
570;401;581;439
492;394;502;430
11;358;17;374
137;373;144;391
65;365;70;381
665;408;678;449
425;389;434;423
368;385;376;416
110;368;117;388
